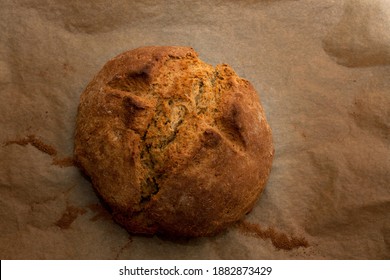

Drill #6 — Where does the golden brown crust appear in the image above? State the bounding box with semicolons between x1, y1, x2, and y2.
74;46;274;237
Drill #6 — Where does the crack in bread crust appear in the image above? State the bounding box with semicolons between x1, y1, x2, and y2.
107;55;223;205
106;56;250;208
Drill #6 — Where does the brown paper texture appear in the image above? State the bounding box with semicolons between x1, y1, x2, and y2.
1;0;389;259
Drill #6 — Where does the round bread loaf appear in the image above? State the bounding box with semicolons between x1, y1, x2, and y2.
74;46;274;237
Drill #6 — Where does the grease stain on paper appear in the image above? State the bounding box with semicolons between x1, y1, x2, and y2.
87;203;112;222
5;135;57;156
4;134;75;167
237;220;309;250
55;205;87;229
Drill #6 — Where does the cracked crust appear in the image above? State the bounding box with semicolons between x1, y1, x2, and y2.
74;46;274;237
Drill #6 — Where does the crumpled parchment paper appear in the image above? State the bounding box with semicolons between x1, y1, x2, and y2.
0;0;389;259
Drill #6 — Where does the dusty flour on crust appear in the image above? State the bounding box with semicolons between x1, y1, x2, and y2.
74;46;274;237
